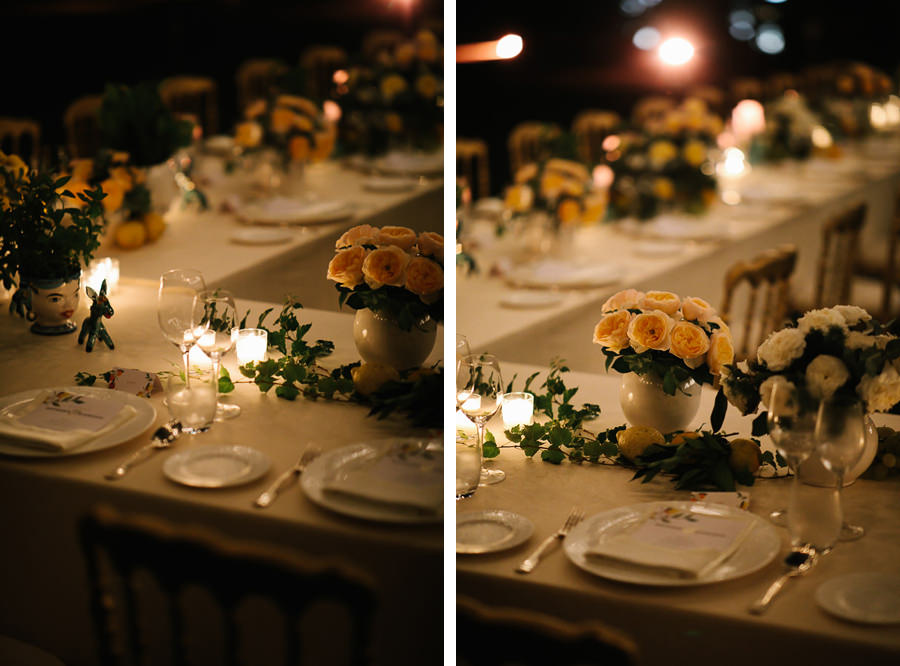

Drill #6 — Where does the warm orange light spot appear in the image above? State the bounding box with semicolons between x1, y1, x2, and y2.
333;69;349;85
496;34;523;59
658;37;694;65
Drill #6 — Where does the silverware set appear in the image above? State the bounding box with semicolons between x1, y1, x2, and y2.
254;446;322;508
105;421;181;481
749;544;820;614
516;506;583;574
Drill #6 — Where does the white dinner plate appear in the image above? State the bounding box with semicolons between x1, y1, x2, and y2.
361;176;419;192
563;501;780;586
457;510;534;554
620;215;730;242
505;260;623;290
163;444;270;488
301;438;443;524
499;290;564;309
815;572;900;625
229;227;295;245
236;197;355;226
631;240;689;257
0;386;156;458
374;151;444;176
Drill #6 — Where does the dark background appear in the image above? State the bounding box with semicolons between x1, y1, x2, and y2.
457;0;900;193
2;0;442;148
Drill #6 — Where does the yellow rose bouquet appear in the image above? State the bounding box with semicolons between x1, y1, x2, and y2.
327;224;443;331
593;289;735;395
234;94;335;166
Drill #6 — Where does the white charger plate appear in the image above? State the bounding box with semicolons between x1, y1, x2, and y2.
163;444;270;488
301;439;443;524
457;510;534;554
815;572;900;624
361;176;418;192
230;227;295;245
237;197;355;226
563;501;780;586
505;260;622;290
499;290;564;309
0;386;156;458
374;151;444;176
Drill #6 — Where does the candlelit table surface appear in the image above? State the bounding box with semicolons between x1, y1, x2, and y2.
458;140;900;370
0;284;443;666
456;360;900;666
100;159;442;309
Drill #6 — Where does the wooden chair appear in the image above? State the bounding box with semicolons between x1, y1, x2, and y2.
457;596;638;666
80;504;377;666
0;117;40;166
507;121;561;178
457;137;490;200
236;58;288;113
721;245;798;361
158;76;219;136
64;94;104;159
300;46;349;100
854;193;900;320
571;110;620;166
813;204;867;308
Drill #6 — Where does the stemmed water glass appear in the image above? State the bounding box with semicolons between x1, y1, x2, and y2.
815;397;868;541
193;289;241;421
457;353;506;486
158;269;208;387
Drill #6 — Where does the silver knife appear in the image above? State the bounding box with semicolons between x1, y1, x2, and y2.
254;446;321;508
104;422;182;481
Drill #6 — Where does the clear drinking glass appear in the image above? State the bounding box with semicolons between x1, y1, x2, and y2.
456;432;481;499
165;374;216;434
766;380;817;526
814;398;868;541
158;269;208;387
457;353;505;486
193;289;241;421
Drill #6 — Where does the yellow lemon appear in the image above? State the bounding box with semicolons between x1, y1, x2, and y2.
351;363;401;397
670;431;702;447
616;426;665;462
142;212;166;242
114;220;147;249
729;438;762;476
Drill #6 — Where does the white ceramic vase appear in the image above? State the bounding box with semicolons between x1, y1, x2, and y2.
619;372;702;433
798;415;879;487
144;160;180;214
353;308;437;371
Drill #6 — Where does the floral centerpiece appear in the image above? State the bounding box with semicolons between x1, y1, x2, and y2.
234;94;335;167
748;92;822;163
335;29;443;156
503;158;608;229
605;97;721;219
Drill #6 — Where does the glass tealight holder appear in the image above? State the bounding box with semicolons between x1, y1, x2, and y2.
233;328;268;366
501;392;534;429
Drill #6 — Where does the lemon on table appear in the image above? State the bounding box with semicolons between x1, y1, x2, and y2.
143;212;166;241
114;220;147;249
671;431;702;447
616;425;665;462
729;438;762;476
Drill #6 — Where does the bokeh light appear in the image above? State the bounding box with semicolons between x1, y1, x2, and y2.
633;26;661;50
496;34;524;59
756;24;785;54
658;37;694;65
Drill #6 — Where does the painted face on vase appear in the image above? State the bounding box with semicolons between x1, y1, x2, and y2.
30;277;80;333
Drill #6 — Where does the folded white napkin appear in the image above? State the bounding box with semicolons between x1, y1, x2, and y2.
585;505;755;579
0;390;136;452
323;450;443;515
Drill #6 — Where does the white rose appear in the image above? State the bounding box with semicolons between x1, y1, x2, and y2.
846;331;876;350
797;308;848;335
857;362;900;413
759;376;796;411
805;354;850;400
757;327;806;371
833;305;871;327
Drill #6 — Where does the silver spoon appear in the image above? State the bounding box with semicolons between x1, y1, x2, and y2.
749;544;819;614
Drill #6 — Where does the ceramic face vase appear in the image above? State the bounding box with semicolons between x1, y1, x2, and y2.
619;372;702;433
26;273;81;335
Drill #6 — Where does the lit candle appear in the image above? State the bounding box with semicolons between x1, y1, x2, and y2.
731;99;766;144
456;409;477;434
233;328;267;365
502;392;534;428
84;257;120;294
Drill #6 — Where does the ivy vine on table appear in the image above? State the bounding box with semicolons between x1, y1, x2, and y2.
76;299;442;429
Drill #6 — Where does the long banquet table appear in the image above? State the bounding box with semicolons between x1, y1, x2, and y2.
0;283;443;666
458;139;900;371
456;360;900;665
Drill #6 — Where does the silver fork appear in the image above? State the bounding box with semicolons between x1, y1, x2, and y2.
254;446;322;508
105;422;182;481
516;507;584;574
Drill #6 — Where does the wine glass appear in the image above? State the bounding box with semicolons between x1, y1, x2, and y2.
815;397;867;541
766;380;817;526
193;289;241;421
456;333;471;364
457;353;506;486
158;269;208;387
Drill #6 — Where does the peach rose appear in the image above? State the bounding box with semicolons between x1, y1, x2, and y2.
376;225;418;251
405;256;443;301
69;158;94;182
640;291;681;316
669;321;711;368
707;330;735;375
288;135;311;162
556;198;582;225
504;184;534;212
602;288;645;313
244;99;267;119
336;224;379;248
99;177;126;214
514;163;538;184
234;121;262;148
270;108;300;133
327;246;367;288
540;171;566;199
58;180;91;210
417;231;443;259
275;95;319;118
593;310;634;351
362;245;410;289
681;296;716;323
627;310;674;353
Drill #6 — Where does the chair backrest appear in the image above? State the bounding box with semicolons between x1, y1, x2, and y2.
815;203;867;308
236;59;288;113
457;596;637;666
80;504;377;666
300;46;349;100
721;244;798;360
879;194;900;319
0;117;40;166
158;76;219;136
571;110;620;166
64;95;104;159
507;122;561;178
456;137;490;200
